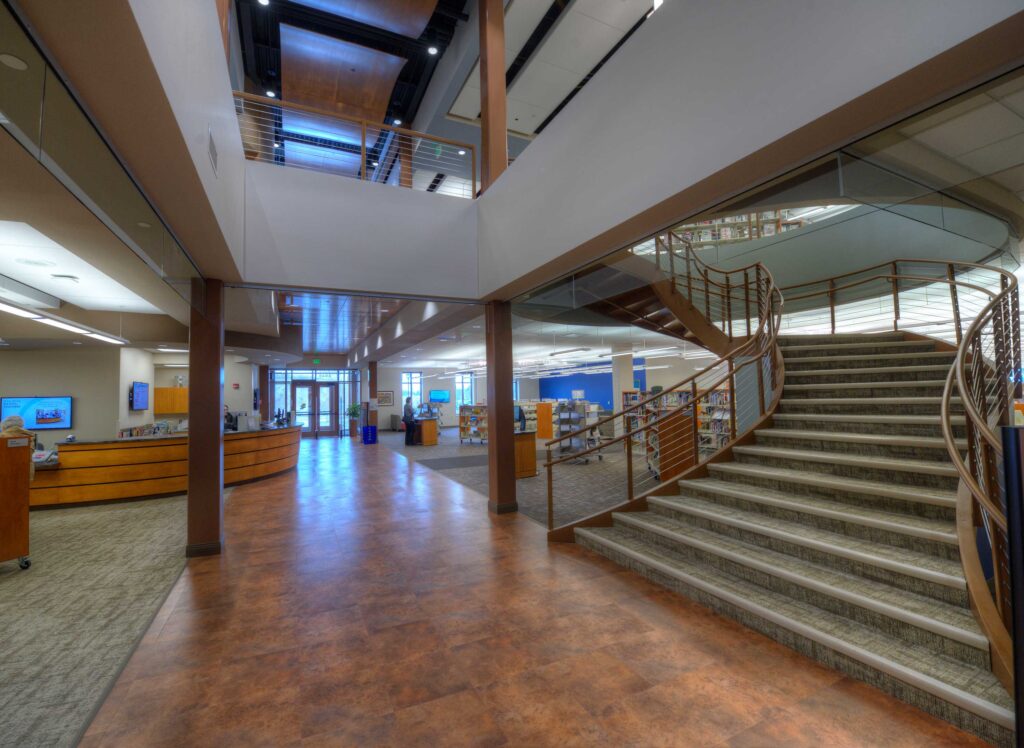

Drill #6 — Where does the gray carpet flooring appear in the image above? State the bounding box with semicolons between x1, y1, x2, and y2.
0;496;187;748
378;429;632;527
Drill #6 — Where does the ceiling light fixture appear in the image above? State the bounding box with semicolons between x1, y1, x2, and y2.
0;53;28;71
86;332;125;345
157;348;189;353
15;258;56;268
549;347;591;357
393;119;402;126
458;149;466;156
427;46;438;55
273;142;281;148
258;0;270;6
266;90;276;98
0;301;41;319
37;318;88;334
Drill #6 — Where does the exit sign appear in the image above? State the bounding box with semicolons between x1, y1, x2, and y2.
312;358;321;365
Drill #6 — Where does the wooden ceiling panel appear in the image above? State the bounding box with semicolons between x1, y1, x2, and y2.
280;24;406;123
292;0;440;39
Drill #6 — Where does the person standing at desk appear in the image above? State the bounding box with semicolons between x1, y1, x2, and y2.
223;405;238;432
403;397;416;446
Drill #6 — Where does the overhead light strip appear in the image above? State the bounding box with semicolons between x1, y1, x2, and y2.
0;299;129;345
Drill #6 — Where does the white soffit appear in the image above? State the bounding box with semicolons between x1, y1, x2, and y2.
449;0;650;136
449;0;554;125
507;0;649;134
0;221;162;314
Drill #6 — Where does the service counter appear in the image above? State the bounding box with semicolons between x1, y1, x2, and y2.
30;426;301;507
412;418;439;446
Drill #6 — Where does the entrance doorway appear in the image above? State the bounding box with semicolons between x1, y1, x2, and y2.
291;380;338;438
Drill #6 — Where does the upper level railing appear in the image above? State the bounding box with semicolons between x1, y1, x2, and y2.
780;258;1021;691
544;236;783;533
233;92;477;199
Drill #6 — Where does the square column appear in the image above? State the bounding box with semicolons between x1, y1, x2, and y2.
478;0;507;191
187;278;224;557
258;364;270;421
486;301;516;513
368;360;378;428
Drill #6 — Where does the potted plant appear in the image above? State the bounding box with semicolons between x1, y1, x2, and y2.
346;404;362;438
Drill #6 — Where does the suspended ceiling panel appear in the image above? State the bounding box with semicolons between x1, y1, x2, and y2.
280;24;406;123
448;0;649;136
506;0;649;133
448;0;555;125
291;0;440;39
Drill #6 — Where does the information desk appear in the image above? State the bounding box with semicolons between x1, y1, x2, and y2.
412;418;439;446
30;426;301;507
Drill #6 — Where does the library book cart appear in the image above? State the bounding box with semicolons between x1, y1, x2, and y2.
1;434;32;570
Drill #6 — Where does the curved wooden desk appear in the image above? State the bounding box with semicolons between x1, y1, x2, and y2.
30;427;301;507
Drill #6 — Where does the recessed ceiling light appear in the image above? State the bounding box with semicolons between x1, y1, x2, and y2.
258;0;270;6
458;150;466;156
71;341;81;346
157;347;189;353
15;257;56;267
137;221;152;229
427;46;438;55
266;90;276;98
273;142;281;148
372;161;379;167
393;119;402;126
51;274;80;283
0;54;28;71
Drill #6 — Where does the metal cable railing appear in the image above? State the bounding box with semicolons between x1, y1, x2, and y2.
233;92;477;199
544;235;783;531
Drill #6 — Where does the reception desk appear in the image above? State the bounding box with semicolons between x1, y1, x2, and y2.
30;426;301;507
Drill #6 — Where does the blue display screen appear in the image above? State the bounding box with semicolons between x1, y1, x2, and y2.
130;382;149;411
429;390;451;403
1;396;73;430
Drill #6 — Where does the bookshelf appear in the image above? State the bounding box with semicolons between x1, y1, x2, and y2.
676;209;806;248
697;385;732;457
459;405;488;443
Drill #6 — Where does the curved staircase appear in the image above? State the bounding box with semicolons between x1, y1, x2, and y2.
575;333;1015;745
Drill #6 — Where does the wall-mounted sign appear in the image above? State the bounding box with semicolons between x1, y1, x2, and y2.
312;358;321;365
571;389;585;400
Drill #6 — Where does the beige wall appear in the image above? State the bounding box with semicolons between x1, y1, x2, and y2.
0;347;120;442
376;367;463;429
118;347;155;430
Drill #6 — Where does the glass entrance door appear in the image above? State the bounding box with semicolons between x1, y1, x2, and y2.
292;380;338;438
316;383;338;437
292;381;315;436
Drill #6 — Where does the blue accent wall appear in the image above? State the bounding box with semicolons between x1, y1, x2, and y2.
538;360;646;410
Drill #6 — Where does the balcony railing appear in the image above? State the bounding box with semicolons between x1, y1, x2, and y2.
233;92;477;199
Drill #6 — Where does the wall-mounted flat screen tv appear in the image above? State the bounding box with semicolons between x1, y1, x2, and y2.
129;381;150;411
429;390;451;403
1;396;73;430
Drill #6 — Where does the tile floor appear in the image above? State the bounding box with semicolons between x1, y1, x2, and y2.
79;438;990;747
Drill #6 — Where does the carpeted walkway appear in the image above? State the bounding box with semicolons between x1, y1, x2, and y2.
377;429;631;526
0;496;187;748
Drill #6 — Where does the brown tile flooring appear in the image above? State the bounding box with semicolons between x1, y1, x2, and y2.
82;438;988;747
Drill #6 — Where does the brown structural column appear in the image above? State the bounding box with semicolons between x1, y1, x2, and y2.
486;301;517;513
368;361;378;428
478;0;507;191
258;364;270;421
187;278;225;557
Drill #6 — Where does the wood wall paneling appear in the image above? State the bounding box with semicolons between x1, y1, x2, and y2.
293;0;439;39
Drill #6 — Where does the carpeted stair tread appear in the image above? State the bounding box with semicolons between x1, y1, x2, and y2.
709;462;957;508
786;351;956;365
780;396;950;406
615;509;982;645
670;477;956;543
778;334;906;345
754;428;966;451
788;364;954;377
576;527;1014;722
772;413;966;426
732;445;959;478
781;341;937;355
642;494;964;586
784;380;947;392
